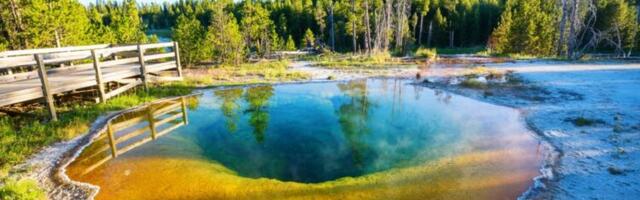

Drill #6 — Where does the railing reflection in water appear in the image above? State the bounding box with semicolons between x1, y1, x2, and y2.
75;97;189;176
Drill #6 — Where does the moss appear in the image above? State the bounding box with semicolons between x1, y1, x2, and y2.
0;179;46;200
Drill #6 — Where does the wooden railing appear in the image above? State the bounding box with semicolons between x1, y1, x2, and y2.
74;97;189;175
0;42;183;121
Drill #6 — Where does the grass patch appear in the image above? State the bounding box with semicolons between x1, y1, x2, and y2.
436;46;486;55
414;48;437;60
461;67;507;80
302;52;414;69
185;60;309;85
565;117;603;127
460;79;487;89
0;82;195;176
476;49;562;60
0;178;45;200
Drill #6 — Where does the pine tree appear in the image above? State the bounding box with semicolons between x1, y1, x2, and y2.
286;35;297;50
205;2;246;65
490;0;558;55
110;0;147;44
240;1;274;57
303;28;315;48
173;14;206;67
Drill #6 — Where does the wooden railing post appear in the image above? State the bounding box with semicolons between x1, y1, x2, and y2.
147;107;158;140
173;41;183;79
34;54;58;121
137;44;148;90
91;50;107;103
2;55;12;75
106;122;118;158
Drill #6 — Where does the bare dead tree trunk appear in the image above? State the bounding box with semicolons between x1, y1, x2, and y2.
351;0;357;52
328;1;335;51
48;3;62;48
372;0;393;53
395;1;402;50
449;21;454;48
383;0;392;51
373;3;382;51
614;23;624;57
8;0;27;48
574;0;599;59
557;0;569;56
427;20;433;47
364;0;372;54
567;0;581;59
418;14;424;46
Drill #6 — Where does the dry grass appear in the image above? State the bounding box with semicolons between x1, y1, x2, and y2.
304;52;416;69
184;60;310;85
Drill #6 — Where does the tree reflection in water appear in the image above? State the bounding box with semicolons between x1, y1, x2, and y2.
336;80;371;167
214;88;244;133
244;86;274;143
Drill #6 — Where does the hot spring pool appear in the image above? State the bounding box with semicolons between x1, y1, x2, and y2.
66;79;544;199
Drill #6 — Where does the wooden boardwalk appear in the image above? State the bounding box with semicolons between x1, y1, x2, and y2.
0;42;183;120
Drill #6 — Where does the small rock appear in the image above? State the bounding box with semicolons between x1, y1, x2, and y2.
449;78;461;85
607;166;625;175
475;76;487;83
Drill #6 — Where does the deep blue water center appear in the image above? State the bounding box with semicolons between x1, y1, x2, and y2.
148;79;509;183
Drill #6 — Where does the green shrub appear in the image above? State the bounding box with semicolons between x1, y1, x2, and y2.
565;117;603;127
0;179;45;200
415;48;437;60
573;117;596;126
460;79;487;89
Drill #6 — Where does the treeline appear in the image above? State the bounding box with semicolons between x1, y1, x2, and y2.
1;0;639;64
0;0;155;51
490;0;640;58
141;0;505;65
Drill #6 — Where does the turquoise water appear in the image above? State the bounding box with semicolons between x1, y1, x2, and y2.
187;80;467;182
68;79;542;199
